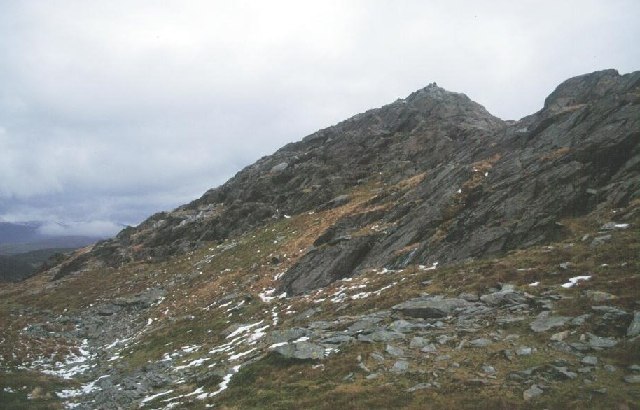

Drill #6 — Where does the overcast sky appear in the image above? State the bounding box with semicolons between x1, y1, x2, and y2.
0;0;638;237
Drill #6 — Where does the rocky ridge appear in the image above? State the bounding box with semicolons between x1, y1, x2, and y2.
54;70;640;298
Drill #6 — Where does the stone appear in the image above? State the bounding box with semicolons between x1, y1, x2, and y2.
629;365;640;372
385;344;404;357
601;222;629;230
590;235;612;247
523;384;543;401
392;296;472;318
480;285;528;306
469;338;492;347
409;336;429;348
391;360;409;373
270;162;288;173
581;356;598;366
465;378;490;386
273;341;325;360
627;311;640;337
624;375;640;384
266;328;309;344
458;292;479;302
530;311;571;332
370;352;385;363
587;334;618;349
604;364;617;373
321;334;354;344
481;365;496;375
366;373;379;380
570;314;592;326
585;291;617;302
406;383;431;392
420;344;437;353
591;305;628;317
551;366;577;380
550;331;570;341
516;346;533;356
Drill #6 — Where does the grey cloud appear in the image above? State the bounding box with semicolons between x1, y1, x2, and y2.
0;1;638;234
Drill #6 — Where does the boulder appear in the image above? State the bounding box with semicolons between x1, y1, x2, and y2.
392;296;472;318
530;311;571;332
627;311;640;337
273;341;325;360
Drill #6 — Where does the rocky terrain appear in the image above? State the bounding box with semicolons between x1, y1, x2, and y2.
0;69;639;409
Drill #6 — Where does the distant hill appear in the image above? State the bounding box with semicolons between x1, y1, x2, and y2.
0;248;76;282
0;221;105;281
0;221;104;255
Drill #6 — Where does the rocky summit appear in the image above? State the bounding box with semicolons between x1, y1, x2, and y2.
1;69;639;409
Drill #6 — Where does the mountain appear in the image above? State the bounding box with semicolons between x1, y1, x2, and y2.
1;70;639;409
56;69;639;285
0;221;106;282
0;221;104;254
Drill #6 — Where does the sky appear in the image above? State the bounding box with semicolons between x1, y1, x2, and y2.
0;0;639;237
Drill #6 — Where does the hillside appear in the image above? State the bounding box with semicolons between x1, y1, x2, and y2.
0;69;639;409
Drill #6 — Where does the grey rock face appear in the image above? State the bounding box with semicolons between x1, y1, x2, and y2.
627;311;640;337
273;341;325;360
523;384;543;401
587;334;618;349
530;311;571;333
392;296;472;318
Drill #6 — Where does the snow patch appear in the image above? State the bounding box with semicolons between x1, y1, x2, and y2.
562;275;592;288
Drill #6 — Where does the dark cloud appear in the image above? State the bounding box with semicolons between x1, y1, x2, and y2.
1;1;639;236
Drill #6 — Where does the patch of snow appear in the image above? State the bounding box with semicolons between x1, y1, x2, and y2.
529;282;540;287
229;348;257;361
174;358;209;370
259;288;276;303
351;292;371;300
374;282;398;295
562;275;592;288
139;389;174;406
269;342;288;349
211;365;241;397
57;375;109;399
226;321;264;339
419;262;439;271
248;325;269;343
181;345;201;354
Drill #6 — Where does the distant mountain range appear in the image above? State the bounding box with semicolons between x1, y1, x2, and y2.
0;221;107;282
0;221;106;254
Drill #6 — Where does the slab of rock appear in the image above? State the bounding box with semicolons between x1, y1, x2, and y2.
530;311;571;332
386;344;404;357
273;341;325;360
392;296;472;318
480;285;528;306
581;356;598;366
409;336;429;348
523;384;543;401
588;334;618;349
469;338;492;348
391;360;409;373
624;375;640;384
627;311;640;337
